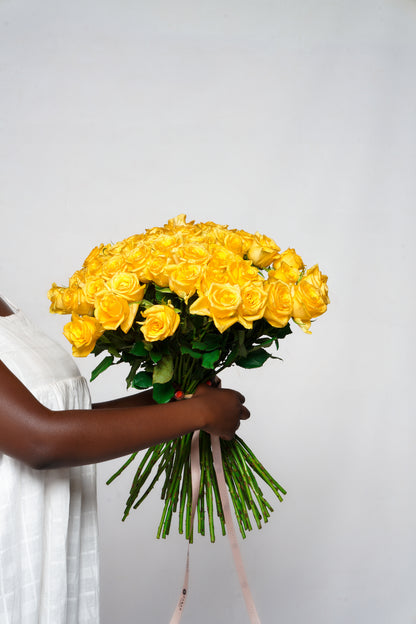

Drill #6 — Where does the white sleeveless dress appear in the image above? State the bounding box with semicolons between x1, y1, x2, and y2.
0;302;100;623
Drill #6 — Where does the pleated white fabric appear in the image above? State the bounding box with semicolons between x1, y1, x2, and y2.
0;303;100;623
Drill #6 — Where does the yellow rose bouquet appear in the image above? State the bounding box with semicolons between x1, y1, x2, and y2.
48;215;329;542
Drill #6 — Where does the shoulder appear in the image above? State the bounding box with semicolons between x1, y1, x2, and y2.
0;297;16;317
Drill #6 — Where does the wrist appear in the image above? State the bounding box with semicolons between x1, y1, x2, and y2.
181;394;208;432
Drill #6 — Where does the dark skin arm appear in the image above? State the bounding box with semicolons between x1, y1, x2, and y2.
92;389;156;409
0;359;249;470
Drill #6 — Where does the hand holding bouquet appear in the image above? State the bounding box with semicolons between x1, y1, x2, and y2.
48;215;329;541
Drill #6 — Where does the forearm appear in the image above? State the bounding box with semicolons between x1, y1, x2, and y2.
92;389;155;410
26;399;206;470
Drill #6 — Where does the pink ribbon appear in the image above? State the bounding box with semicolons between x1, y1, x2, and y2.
169;430;201;623
169;431;261;623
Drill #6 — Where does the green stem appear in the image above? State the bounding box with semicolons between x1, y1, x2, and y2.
201;434;216;542
185;465;194;543
121;445;166;520
106;452;138;485
223;452;252;532
131;444;176;511
227;443;263;529
235;436;287;498
221;459;247;539
231;440;273;522
208;446;226;537
157;498;171;539
178;460;190;535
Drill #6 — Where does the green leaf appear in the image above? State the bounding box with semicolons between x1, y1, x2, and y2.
155;286;173;294
180;345;202;359
153;355;174;384
129;341;147;357
202;349;221;369
132;371;153;389
254;337;274;348
237;348;270;369
92;342;110;356
264;322;292;340
100;333;113;343
150;350;163;363
205;333;223;349
140;299;154;309
222;349;239;368
125;361;141;388
90;355;114;382
108;346;121;358
191;340;208;351
192;334;223;351
120;352;142;365
237;331;247;358
155;290;168;304
153;381;175;404
92;333;115;355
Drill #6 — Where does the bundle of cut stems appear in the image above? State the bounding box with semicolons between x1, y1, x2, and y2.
107;432;286;542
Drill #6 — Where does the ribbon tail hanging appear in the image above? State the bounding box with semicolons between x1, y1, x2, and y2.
211;434;262;624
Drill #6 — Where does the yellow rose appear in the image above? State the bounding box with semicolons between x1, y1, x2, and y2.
140;303;180;342
83;244;105;268
238;282;268;329
231;229;254;255
68;269;86;288
199;265;229;292
63;314;104;357
151;233;180;255
121;233;145;252
264;280;293;328
84;256;105;278
166;214;189;229
227;258;262;286
108;272;146;302
199;223;227;245
82;277;107;305
110;236;142;256
63;287;86;314
190;283;241;333
48;284;93;316
292;265;329;333
168;262;203;301
70;287;95;316
144;226;166;238
94;291;138;333
124;244;151;281
150;234;181;260
193;223;224;245
174;243;211;266
146;254;171;287
273;248;304;270
48;284;69;314
165;215;198;239
247;232;281;269
100;255;128;280
221;231;246;256
270;248;305;284
208;244;237;269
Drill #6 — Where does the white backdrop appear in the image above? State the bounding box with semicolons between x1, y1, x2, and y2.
1;1;416;622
